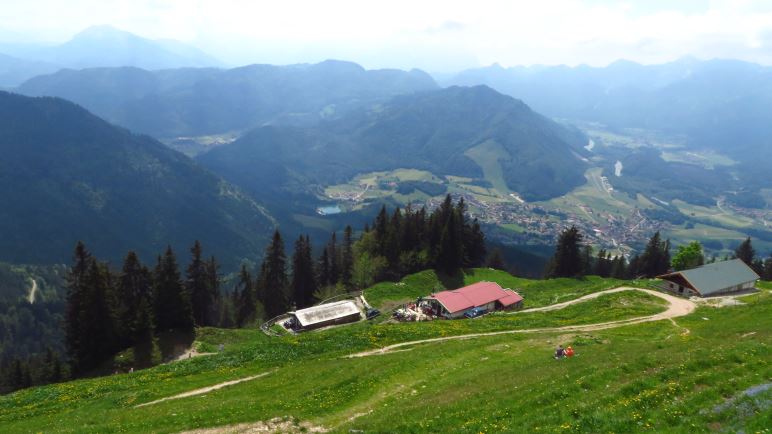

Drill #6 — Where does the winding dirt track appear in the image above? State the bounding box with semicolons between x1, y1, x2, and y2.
135;371;274;408
347;287;695;358
136;287;694;410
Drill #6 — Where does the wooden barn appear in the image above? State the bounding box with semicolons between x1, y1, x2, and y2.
657;259;759;297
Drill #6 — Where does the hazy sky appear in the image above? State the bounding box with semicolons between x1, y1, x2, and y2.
1;0;772;71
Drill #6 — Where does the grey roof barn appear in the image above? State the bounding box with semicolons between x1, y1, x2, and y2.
657;259;760;296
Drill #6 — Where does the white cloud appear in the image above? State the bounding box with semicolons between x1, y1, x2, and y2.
0;0;771;70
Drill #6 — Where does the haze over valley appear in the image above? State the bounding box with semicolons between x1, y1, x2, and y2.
1;2;771;432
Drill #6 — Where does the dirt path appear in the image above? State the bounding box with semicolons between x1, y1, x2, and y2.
347;287;695;358
169;346;216;363
135;371;273;408
26;279;38;304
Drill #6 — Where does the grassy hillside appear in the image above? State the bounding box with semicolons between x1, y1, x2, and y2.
1;269;769;433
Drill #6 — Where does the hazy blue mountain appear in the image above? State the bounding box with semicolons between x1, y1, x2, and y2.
197;85;588;207
445;58;772;168
0;91;274;268
27;25;221;70
17;60;438;138
0;53;59;87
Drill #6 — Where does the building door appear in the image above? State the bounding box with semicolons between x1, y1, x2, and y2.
678;286;684;293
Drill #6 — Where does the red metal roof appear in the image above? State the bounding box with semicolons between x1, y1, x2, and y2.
429;282;523;314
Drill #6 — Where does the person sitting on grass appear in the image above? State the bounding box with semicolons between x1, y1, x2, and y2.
554;345;565;359
565;346;575;357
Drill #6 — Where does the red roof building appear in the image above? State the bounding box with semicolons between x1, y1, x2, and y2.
427;281;523;318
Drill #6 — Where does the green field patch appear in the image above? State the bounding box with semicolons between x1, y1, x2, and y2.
661;149;736;169
464;139;511;195
672;200;755;228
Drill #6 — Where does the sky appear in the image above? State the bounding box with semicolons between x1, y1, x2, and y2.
1;0;772;72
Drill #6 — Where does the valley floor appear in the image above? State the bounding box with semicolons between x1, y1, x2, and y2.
1;271;769;433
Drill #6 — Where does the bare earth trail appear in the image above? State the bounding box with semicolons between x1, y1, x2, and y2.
137;287;694;412
26;279;38;304
347;287;695;358
135;371;274;408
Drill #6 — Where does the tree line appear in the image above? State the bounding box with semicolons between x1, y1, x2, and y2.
46;195;486;388
546;226;772;280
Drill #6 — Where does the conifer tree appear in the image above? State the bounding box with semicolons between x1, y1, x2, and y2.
116;251;154;346
639;232;671;277
318;248;331;288
292;235;318;308
64;242;92;374
328;232;340;285
341;226;354;287
187;241;215;326
235;265;256;327
735;237;756;266
261;230;289;318
79;259;118;373
153;246;194;332
546;226;584;278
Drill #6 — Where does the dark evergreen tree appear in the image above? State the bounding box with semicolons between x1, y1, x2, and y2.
594;249;612;277
292;235;318;308
486;248;507;271
115;251;154;346
639;232;671;277
546;226;584;278
187;241;216;327
610;255;627;279
79;259;118;373
464;219;487;267
318;248;331;288
261;230;289;318
763;256;772;281
328;232;340;285
735;237;756;267
437;208;464;274
153;246;194;332
235;265;256;327
64;242;92;374
340;226;354;287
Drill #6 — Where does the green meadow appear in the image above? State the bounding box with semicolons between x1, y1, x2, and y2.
1;269;769;433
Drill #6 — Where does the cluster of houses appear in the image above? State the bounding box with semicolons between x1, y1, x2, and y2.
274;258;760;334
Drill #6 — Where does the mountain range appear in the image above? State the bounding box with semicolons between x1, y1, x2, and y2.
444;58;772;169
197;85;589;207
0;91;273;267
17;59;438;138
0;25;221;87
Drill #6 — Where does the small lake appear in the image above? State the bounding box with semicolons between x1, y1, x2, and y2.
317;205;342;215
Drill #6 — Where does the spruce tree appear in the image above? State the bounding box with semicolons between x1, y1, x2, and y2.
79;259;118;373
187;241;215;327
235;265;256;327
610;256;627;279
328;232;340;285
341;226;354;287
735;237;755;266
640;232;671;277
464;219;487;267
318;248;331;288
153;246;194;332
292;235;318;308
64;242;91;374
547;226;584;278
116;251;154;346
262;230;289;318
